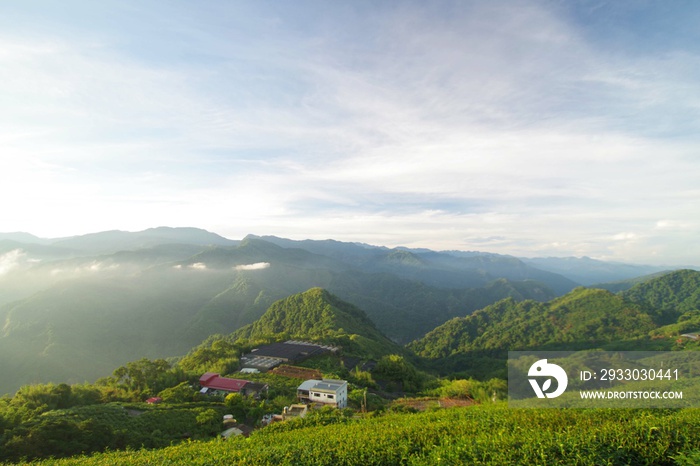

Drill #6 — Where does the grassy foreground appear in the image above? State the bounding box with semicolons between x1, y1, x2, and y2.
15;404;700;466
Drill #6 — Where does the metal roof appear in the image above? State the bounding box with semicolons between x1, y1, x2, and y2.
297;379;347;393
245;341;328;361
199;373;249;392
297;379;322;391
311;380;347;393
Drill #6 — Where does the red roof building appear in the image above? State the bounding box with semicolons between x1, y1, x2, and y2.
199;372;249;393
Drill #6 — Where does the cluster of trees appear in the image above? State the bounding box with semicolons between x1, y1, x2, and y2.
0;356;208;462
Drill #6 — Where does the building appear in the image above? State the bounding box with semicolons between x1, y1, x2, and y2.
239;340;338;371
199;372;268;397
297;379;348;408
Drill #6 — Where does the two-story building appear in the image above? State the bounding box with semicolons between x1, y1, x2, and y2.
297;379;348;408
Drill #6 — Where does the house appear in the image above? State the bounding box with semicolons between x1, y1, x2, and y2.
145;397;162;404
199;372;268;397
297;379;348;408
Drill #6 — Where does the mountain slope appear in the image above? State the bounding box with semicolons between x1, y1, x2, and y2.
409;271;700;378
232;288;400;357
0;265;235;393
621;269;700;324
409;287;656;360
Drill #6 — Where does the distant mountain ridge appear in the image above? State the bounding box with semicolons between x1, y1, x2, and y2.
521;256;692;286
0;226;695;394
257;235;577;294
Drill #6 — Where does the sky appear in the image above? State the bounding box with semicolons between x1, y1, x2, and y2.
1;0;699;265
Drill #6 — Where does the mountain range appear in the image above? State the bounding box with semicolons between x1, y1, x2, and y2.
0;227;696;395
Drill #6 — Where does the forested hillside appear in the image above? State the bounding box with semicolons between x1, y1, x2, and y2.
622;269;700;324
409;288;655;358
410;270;700;378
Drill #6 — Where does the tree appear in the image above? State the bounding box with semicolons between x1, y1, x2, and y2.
374;354;425;392
195;408;220;436
158;382;197;403
110;358;175;396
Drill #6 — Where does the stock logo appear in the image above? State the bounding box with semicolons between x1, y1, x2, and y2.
528;359;568;398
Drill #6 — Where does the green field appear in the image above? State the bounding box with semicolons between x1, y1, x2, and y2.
15;405;700;466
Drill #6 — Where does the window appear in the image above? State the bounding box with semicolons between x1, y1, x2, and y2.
313;392;321;397
327;395;334;400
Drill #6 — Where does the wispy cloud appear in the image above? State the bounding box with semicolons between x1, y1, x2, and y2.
49;261;120;277
234;262;271;271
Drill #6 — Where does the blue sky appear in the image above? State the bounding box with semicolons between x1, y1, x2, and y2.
1;0;699;265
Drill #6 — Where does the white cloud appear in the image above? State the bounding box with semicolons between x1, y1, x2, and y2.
234;262;271;271
47;261;120;277
0;249;26;276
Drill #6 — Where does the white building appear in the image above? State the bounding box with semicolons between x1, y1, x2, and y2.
297;379;348;408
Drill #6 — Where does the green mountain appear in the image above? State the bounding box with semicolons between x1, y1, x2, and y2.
409;271;700;378
621;269;700;324
232;288;401;358
409;287;655;360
